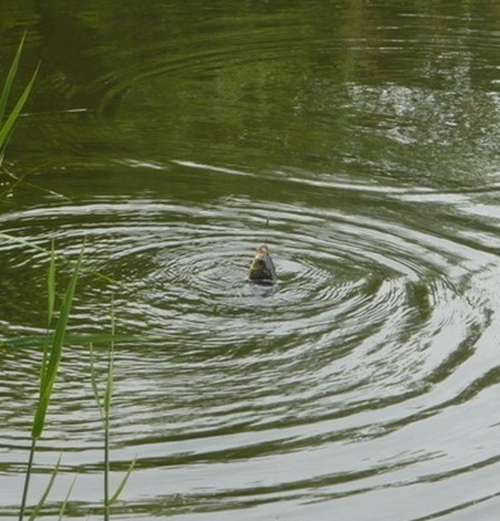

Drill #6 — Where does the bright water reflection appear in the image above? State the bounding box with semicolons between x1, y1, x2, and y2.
2;1;500;520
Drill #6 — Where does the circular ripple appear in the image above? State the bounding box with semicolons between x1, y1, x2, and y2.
0;185;491;396
1;168;500;520
3;4;500;518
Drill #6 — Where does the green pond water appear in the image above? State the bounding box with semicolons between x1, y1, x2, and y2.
2;1;500;519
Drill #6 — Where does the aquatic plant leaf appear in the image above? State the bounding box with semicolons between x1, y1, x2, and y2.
47;240;56;327
32;243;84;440
0;33;26;124
0;232;48;254
104;351;114;413
26;455;61;521
89;343;104;420
0;232;119;284
58;472;78;521
40;241;57;395
1;333;135;348
109;457;137;505
104;303;115;415
0;63;39;155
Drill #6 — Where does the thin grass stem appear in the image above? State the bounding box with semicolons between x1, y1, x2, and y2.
18;439;36;521
103;299;115;521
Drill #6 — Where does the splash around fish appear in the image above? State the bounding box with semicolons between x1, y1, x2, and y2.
247;245;277;284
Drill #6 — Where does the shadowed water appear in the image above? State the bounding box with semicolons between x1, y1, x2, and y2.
2;1;500;520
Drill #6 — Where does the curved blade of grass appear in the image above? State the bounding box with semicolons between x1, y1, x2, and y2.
1;333;136;349
47;239;56;326
109;457;137;505
0;232;48;254
103;302;115;521
89;343;104;420
26;455;61;521
0;232;120;285
104;343;114;416
0;33;26;124
58;472;78;521
40;240;56;395
0;63;39;155
32;242;85;440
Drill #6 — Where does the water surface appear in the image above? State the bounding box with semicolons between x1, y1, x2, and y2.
2;1;500;520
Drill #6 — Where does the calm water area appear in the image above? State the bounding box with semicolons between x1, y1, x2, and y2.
2;1;500;519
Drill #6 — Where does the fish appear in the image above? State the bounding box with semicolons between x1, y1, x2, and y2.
248;245;277;284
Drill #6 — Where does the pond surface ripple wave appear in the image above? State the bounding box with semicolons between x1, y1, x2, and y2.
3;2;500;520
2;162;500;520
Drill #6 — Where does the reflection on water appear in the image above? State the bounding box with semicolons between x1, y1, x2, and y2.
2;1;500;520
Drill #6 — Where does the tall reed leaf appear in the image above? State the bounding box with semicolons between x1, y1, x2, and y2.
47;239;56;326
20;243;84;521
90;301;136;519
32;242;84;440
0;64;38;156
0;34;39;163
39;240;56;398
0;33;26;122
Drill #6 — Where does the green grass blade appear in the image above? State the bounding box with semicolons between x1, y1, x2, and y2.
103;345;113;520
58;472;78;521
103;301;115;521
0;232;120;285
0;232;48;254
2;333;136;349
31;242;85;440
89;343;104;420
47;240;56;326
0;63;39;153
0;33;26;124
40;241;57;394
109;457;136;505
26;455;62;521
104;345;114;415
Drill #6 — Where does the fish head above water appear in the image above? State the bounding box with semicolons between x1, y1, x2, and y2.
248;245;277;283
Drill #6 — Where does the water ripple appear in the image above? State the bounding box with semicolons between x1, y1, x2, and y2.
1;176;495;443
3;4;500;516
